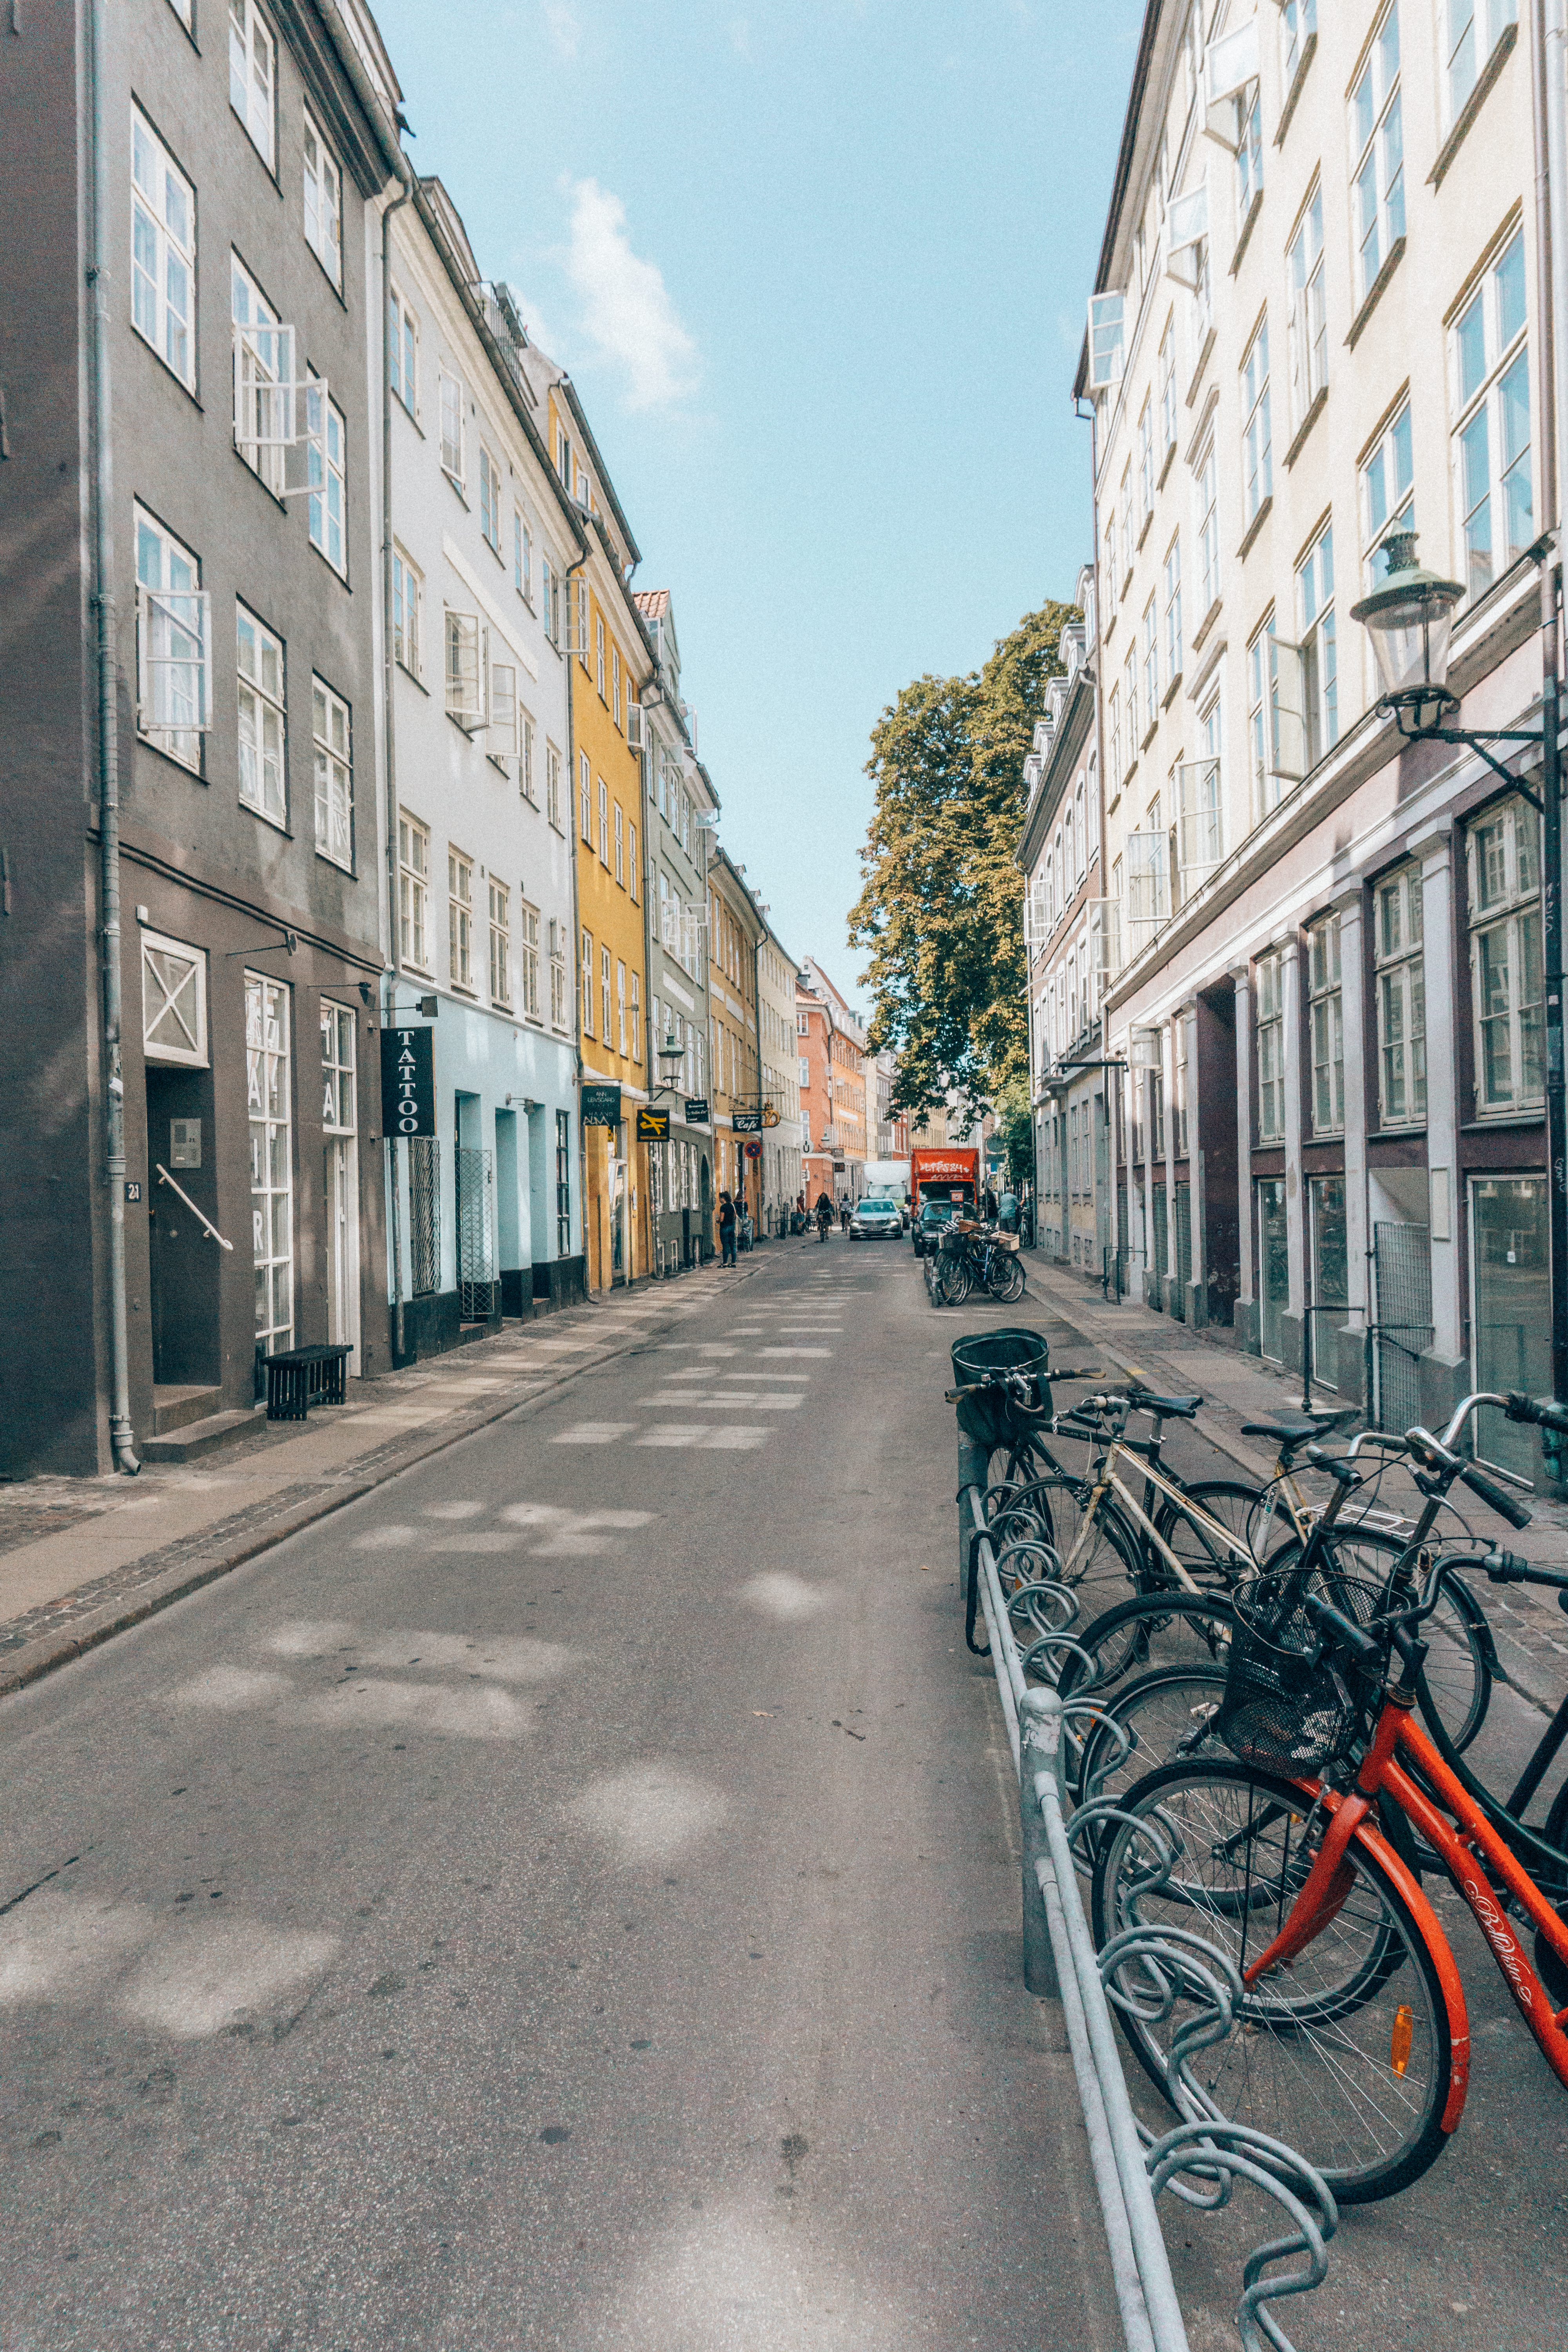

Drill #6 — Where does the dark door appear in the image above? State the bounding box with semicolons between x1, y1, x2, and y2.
145;1066;221;1387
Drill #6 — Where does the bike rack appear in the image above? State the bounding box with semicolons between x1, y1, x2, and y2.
960;1478;1338;2352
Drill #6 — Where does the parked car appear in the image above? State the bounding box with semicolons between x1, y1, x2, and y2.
864;1187;909;1232
912;1199;959;1258
849;1196;903;1241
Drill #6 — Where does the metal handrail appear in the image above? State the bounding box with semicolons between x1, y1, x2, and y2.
961;1481;1336;2352
154;1164;235;1250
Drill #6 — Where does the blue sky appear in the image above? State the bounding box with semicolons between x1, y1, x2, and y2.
372;0;1145;1013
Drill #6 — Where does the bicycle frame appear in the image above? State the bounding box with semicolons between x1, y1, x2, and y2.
1057;1436;1259;1595
1243;1695;1568;2134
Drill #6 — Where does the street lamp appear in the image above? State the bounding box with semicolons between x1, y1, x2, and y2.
656;1034;685;1096
1351;527;1567;1431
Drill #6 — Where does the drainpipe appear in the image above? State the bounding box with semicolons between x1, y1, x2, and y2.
564;541;589;1287
87;0;138;1473
378;155;415;1362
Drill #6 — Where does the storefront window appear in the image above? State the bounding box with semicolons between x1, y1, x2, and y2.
247;972;293;1363
1259;1176;1289;1361
1471;1175;1548;1480
1309;1175;1348;1388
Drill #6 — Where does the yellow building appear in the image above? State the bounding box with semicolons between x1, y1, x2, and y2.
522;354;653;1293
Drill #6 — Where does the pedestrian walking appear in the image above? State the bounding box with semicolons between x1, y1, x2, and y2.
718;1190;737;1267
998;1185;1020;1234
983;1184;999;1221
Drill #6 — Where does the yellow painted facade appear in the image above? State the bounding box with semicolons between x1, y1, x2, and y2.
549;389;652;1294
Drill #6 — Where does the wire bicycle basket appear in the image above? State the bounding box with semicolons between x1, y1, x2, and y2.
948;1328;1054;1450
1213;1568;1387;1774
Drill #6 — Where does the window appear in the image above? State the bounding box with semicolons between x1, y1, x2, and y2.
1468;795;1542;1112
1118;465;1132;583
1361;399;1414;580
1142;596;1158;726
1108;686;1122;795
475;443;501;550
1158;316;1177;459
247;972;292;1358
388;285;418;415
1125;802;1169;955
1236;79;1262;216
520;714;536;805
237;604;286;826
1446;0;1517;124
550;918;568;1029
1308;913;1344;1134
131;110;195;390
306;378;346;575
134;507;208;768
1163;534;1182;684
575;580;589;668
230;255;293;495
1137;399;1154;531
1375;864;1426;1125
1256;949;1285;1142
1123;646;1138;759
581;928;594;1035
546;741;563;830
444;610;486;731
630;969;641;1060
1287;186;1326;428
612;645;622;728
598;775;609;865
312;677;351;868
616;959;627;1055
488;879;510;1007
614;802;624;887
439;370;464;487
392;546;421;676
595;614;606;700
555;1108;572;1257
1197;443;1219;616
629;820;638;902
514;510;531;601
1298;523;1337;766
601;945;612;1048
229;0;276;168
1282;0;1316;85
1452;228;1532;601
399;813;430;968
579;751;591;841
301;109;341;287
1351;7;1405;304
142;928;208;1065
321;1001;356;1133
1241;317;1271;523
1247;613;1298;824
449;849;474;992
512;899;538;1019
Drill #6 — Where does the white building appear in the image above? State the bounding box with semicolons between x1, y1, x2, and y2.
757;923;804;1230
380;178;584;1354
1079;0;1556;1479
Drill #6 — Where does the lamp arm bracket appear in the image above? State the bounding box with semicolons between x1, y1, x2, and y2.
1423;728;1544;807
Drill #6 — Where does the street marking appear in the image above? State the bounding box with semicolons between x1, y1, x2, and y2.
551;1422;636;1444
759;1347;832;1357
637;1394;801;1410
350;1524;421;1550
568;1764;730;1864
634;1426;769;1449
265;1626;576;1683
421;1499;486;1519
168;1665;290;1712
739;1572;829;1620
425;1531;529;1553
296;1679;529;1740
499;1502;570;1526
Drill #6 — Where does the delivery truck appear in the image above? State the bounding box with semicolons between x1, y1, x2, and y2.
908;1146;980;1256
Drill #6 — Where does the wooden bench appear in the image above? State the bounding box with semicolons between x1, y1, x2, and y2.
263;1343;352;1422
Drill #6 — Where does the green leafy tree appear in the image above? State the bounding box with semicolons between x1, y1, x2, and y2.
996;1075;1035;1187
850;601;1078;1122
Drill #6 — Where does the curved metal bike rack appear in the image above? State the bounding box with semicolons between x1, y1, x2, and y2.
960;1479;1337;2352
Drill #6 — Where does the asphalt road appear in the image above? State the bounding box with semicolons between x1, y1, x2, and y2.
0;1243;1120;2352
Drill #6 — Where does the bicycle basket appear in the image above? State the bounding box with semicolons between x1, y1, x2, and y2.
949;1328;1053;1449
1212;1568;1386;1773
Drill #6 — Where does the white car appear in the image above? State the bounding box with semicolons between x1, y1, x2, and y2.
849;1197;903;1240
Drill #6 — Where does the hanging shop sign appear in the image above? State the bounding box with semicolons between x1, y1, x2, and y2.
380;1025;436;1139
684;1097;710;1125
636;1106;670;1141
731;1109;763;1134
582;1083;622;1128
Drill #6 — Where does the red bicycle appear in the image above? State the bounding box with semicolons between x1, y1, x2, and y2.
1089;1389;1568;2205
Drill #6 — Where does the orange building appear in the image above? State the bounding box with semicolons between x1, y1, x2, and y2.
797;960;867;1205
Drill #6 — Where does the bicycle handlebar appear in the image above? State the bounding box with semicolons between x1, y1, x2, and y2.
1457;1458;1534;1530
1302;1592;1384;1668
1478;1548;1568;1590
1505;1390;1568;1436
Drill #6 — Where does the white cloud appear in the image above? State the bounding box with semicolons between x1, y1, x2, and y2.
563;177;699;413
542;0;579;60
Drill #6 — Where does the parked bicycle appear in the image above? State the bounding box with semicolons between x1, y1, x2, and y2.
1088;1389;1568;2207
929;1218;1027;1306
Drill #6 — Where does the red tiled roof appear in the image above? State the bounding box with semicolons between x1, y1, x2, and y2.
633;589;669;617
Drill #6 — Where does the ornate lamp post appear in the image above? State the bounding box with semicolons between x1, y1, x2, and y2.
1351;530;1566;1423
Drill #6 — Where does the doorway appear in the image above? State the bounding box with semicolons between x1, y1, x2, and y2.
320;1001;359;1365
1258;1178;1288;1362
1471;1174;1549;1480
145;1063;221;1393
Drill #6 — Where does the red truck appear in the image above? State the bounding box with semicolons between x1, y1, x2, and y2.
909;1146;980;1256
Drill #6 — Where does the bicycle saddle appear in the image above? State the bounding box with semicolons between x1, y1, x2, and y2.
1127;1390;1200;1418
1242;1410;1357;1449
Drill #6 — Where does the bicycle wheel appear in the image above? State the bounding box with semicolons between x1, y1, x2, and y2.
1269;1527;1492;1753
1090;1759;1455;2205
935;1252;971;1306
1151;1479;1263;1587
1055;1588;1236;1694
1070;1662;1228;1814
987;1254;1027;1303
995;1471;1143;1605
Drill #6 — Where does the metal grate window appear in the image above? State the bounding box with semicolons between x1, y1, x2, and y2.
409;1136;440;1296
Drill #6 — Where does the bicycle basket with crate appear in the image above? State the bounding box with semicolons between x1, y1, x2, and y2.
1213;1566;1388;1773
948;1328;1054;1451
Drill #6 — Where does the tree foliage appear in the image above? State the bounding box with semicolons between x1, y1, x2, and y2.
849;601;1078;1122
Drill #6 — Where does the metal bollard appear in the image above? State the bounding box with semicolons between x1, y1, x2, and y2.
1019;1687;1061;1998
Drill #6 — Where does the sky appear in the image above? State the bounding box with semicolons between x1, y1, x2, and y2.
370;0;1147;1015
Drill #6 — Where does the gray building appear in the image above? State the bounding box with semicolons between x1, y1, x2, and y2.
0;0;403;1474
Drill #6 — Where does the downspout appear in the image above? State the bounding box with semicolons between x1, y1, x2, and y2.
563;537;589;1283
88;0;138;1472
378;156;415;1363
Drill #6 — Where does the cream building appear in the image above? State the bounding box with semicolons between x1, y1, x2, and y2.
1080;0;1556;1478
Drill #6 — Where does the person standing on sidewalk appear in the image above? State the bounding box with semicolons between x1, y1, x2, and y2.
718;1191;737;1267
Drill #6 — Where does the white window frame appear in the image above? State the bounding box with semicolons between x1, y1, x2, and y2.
1197;441;1219;616
1445;0;1517;130
392;544;421;677
1287;183;1327;431
1361;397;1415;584
439;368;465;488
444;609;488;733
1163;533;1182;685
479;441;502;551
232;255;310;495
1451;226;1532;604
399;811;430;972
306;375;346;576
1241;315;1272;523
131;109;196;391
579;749;592;842
237;602;287;829
601;944;612;1049
550;917;568;1031
514;508;532;602
1468;794;1543;1114
1256;949;1285;1143
488;877;511;1008
229;0;276;170
581;928;594;1036
388;285;418;417
301;106;342;288
320;1000;356;1134
312;675;352;870
134;506;209;768
449;847;475;994
546;740;563;831
1158;313;1177;462
519;898;541;1020
1375;863;1426;1127
142;927;209;1066
1297;521;1338;768
1350;5;1405;305
1308;912;1344;1136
